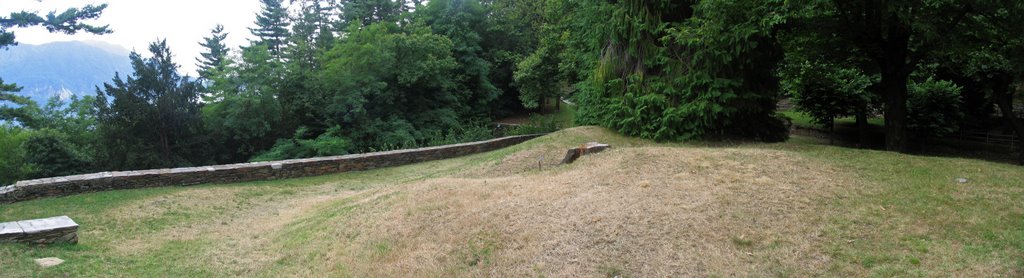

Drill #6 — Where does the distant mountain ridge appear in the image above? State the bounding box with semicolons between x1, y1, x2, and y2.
0;41;132;104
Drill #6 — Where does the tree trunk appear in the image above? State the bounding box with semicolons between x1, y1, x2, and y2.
856;103;869;148
874;16;913;153
881;71;910;153
555;96;561;111
829;117;835;145
993;78;1024;165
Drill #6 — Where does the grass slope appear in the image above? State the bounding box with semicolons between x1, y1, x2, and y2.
1;127;1021;277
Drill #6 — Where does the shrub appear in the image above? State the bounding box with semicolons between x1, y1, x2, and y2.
908;78;964;137
250;126;352;161
0;125;32;184
22;129;93;179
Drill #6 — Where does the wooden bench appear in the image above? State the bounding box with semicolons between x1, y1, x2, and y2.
0;216;79;244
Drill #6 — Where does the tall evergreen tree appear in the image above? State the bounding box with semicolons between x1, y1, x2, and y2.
95;40;206;170
277;0;338;134
249;0;291;59
196;24;230;81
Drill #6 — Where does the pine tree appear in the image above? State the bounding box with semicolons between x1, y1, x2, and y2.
249;0;291;59
95;40;206;170
196;24;230;81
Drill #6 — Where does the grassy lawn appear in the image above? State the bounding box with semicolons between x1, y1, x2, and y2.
781;110;884;130
2;127;1021;276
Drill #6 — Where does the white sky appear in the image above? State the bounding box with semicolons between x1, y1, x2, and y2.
0;0;265;75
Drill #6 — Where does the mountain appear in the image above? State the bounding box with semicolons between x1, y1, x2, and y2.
0;41;132;105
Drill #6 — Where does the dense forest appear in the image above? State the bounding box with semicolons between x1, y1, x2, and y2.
2;0;1024;184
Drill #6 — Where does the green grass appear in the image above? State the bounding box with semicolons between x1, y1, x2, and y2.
1;127;1021;276
781;110;884;130
768;136;1024;276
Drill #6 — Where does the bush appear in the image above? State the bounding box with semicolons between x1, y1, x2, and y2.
908;78;964;137
250;126;352;162
507;114;563;136
423;125;495;147
22;129;93;179
0;125;32;184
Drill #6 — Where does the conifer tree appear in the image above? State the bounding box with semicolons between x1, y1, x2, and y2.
196;24;230;81
95;40;206;170
249;0;291;59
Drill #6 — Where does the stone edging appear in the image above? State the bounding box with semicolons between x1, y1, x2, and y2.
0;134;544;204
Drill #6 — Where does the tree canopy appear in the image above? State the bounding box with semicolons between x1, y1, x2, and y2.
4;0;1024;185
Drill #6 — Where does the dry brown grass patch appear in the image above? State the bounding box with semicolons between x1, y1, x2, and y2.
275;146;853;277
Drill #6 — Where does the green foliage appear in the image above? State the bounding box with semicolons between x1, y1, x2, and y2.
786;62;876;127
250;0;290;59
203;44;284;163
22;129;93;179
250;126;351;162
0;78;36;124
907;78;964;137
423;124;495;147
0;4;111;49
1;3;111;119
339;0;408;28
573;0;788;142
316;22;461;151
95;40;206;170
196;24;230;81
0;124;31;185
506;115;562;136
418;0;501;117
513;44;561;109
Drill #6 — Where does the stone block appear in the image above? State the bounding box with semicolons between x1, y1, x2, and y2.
0;216;79;244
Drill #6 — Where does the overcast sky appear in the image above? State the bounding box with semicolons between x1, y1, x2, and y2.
0;0;266;75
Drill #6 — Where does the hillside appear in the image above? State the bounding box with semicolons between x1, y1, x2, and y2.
1;127;1022;276
0;41;131;104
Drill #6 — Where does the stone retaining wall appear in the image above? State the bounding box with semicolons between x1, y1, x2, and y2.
0;134;543;204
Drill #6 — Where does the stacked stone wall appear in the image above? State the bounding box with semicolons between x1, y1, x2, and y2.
0;134;543;204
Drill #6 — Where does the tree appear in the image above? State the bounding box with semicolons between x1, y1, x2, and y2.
807;0;979;152
250;0;291;59
571;0;788;141
943;0;1024;164
313;22;460;151
480;0;548;115
339;0;407;28
196;24;230;81
786;62;876;145
95;40;206;170
513;44;562;110
418;0;501;118
203;45;285;163
275;0;338;133
0;4;110;49
1;3;110;123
